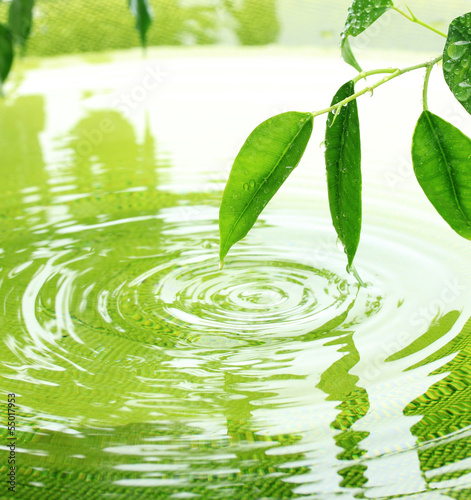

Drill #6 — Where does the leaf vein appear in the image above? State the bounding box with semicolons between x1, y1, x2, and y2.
221;115;312;258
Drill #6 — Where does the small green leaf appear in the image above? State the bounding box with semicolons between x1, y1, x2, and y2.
325;80;362;268
412;111;471;240
443;12;471;114
8;0;34;50
341;0;393;72
341;37;362;74
219;112;313;261
128;0;153;47
0;24;13;91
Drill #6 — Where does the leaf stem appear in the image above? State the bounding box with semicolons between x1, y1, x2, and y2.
422;62;434;111
312;55;443;118
352;67;397;84
392;5;447;38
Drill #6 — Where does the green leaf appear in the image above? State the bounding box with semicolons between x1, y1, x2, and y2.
341;0;393;72
412;111;471;240
0;24;13;90
8;0;34;50
443;12;471;114
219;111;313;262
341;37;362;74
128;0;153;47
325;80;362;268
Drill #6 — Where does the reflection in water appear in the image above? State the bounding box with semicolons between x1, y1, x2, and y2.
0;91;470;499
318;333;369;490
398;315;471;497
0;95;47;199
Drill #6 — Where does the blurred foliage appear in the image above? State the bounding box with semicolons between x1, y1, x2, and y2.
224;0;279;45
0;0;280;57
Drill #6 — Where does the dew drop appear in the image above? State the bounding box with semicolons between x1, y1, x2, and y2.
447;41;471;60
249;179;256;188
456;81;471;101
243;183;249;190
443;60;454;73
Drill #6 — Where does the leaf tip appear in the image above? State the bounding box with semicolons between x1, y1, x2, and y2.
347;263;365;287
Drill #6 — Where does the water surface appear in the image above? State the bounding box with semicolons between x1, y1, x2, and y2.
1;49;471;499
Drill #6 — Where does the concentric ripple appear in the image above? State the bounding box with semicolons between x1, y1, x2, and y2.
118;253;354;336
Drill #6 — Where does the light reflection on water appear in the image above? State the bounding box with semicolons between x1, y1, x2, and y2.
0;52;471;499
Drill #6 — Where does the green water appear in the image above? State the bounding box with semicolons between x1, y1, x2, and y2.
1;49;471;499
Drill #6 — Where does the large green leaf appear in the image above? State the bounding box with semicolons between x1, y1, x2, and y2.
219;112;313;262
412;111;471;240
325;80;362;268
443;12;471;115
0;24;13;90
341;0;393;72
8;0;34;50
128;0;153;47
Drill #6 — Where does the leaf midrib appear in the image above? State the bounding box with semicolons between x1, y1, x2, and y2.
425;111;471;227
221;115;311;258
336;103;350;245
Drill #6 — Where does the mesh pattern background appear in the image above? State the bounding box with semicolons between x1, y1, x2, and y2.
0;0;280;56
0;0;469;58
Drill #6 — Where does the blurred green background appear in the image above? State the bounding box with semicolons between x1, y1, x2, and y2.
0;0;470;57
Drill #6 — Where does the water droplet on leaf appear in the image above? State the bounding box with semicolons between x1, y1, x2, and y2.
456;81;471;101
447;41;471;60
